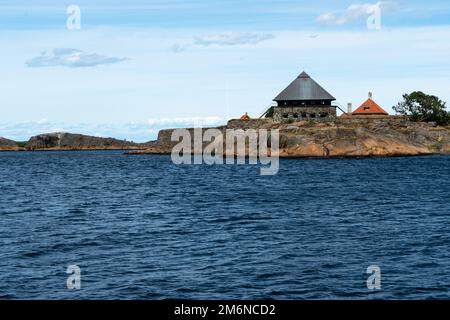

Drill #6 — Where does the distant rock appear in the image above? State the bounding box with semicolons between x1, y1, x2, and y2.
25;132;144;151
0;137;19;151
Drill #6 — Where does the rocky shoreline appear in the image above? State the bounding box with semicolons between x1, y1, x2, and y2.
127;118;450;158
1;119;449;157
0;132;148;151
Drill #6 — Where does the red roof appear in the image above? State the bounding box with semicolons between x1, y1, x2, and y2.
352;98;389;115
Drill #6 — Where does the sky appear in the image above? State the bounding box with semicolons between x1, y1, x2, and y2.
1;0;450;142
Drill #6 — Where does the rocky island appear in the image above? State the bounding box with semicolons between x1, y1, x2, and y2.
0;132;147;151
126;72;448;158
128;118;450;158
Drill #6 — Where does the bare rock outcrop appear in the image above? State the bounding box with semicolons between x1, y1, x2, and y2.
0;137;19;151
128;118;450;158
26;132;144;151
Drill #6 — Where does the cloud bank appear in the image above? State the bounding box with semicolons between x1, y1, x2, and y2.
1;116;226;143
147;116;225;127
26;48;128;68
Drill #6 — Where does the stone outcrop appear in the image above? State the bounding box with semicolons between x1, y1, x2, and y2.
128;118;450;158
0;137;19;151
25;132;144;151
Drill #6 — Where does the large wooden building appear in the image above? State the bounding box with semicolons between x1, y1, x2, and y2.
272;71;337;122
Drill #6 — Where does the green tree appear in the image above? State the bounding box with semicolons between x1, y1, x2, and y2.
393;91;449;125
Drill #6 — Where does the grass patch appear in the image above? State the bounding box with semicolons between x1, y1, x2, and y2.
16;141;27;148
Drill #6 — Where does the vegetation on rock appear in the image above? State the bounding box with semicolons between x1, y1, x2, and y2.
393;91;450;125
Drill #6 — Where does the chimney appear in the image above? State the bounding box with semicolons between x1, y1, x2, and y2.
347;103;352;114
368;92;373;99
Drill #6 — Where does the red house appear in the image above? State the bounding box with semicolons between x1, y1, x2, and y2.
352;92;389;116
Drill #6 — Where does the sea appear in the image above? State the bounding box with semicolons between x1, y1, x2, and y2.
0;151;449;299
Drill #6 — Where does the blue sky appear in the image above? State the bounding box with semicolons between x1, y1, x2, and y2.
1;0;450;141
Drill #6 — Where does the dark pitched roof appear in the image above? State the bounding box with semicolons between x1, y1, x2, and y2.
273;71;336;101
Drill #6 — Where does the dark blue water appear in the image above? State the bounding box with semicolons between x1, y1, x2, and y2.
0;151;449;299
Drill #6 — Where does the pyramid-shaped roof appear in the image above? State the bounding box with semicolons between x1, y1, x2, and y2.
273;71;336;102
353;98;389;115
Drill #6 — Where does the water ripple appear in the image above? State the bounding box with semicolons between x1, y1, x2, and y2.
0;151;449;299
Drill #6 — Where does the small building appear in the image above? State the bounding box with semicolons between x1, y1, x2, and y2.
272;71;337;122
351;92;389;116
240;112;250;121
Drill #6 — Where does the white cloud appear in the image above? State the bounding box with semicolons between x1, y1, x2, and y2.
147;116;225;127
171;32;275;53
194;32;275;46
170;43;190;53
26;48;128;68
317;13;338;24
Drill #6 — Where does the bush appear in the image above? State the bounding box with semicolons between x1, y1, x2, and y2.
264;107;274;118
16;141;27;148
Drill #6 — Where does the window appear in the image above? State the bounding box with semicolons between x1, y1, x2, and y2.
310;113;316;118
282;114;288;118
364;106;370;111
293;113;299;118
